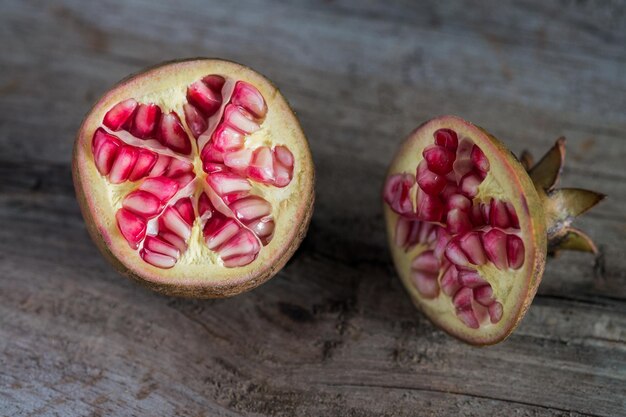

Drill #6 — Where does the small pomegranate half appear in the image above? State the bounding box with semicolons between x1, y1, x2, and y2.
73;59;314;297
383;115;604;345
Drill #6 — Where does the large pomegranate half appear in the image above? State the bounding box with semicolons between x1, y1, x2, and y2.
73;59;314;297
383;116;604;345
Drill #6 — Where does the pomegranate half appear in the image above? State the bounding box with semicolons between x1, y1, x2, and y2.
383;115;604;345
73;59;314;297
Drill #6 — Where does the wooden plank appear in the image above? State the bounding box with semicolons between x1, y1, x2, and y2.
0;0;624;415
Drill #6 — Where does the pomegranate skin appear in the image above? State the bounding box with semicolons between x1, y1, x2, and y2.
383;115;603;345
73;58;315;298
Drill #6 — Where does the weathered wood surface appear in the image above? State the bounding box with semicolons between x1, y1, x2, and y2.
1;0;625;415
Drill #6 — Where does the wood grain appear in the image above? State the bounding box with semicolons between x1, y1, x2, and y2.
1;0;624;415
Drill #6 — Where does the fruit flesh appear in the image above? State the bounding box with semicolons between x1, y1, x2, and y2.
73;60;314;296
384;116;546;345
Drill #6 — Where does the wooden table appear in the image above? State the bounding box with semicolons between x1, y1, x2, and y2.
1;1;625;415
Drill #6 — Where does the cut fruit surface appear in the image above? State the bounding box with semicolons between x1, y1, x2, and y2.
383;115;603;345
73;59;314;298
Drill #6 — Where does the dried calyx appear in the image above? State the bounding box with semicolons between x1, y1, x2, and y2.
383;116;604;345
74;60;314;297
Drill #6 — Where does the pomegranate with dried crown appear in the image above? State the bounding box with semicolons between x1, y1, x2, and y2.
383;115;604;345
73;59;314;298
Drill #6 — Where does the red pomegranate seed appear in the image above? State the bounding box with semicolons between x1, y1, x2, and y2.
207;172;252;196
204;217;241;250
383;174;415;216
434;128;458;151
128;148;158;181
507;234;525;270
173;198;195;226
92;129;121;176
187;80;222;116
411;250;439;273
230;196;272;222
103;99;137;131
470;145;490;174
459;172;482;198
212;124;245;153
223;148;253;171
158;112;192;155
458;231;487;265
122;190;163;218
231;81;267;120
416;160;446;195
275;145;294;167
506;202;520;228
457;307;480;329
446;208;472;235
457;269;487;288
198;193;214;218
446;194;471;212
482;228;508;270
148;154;171;177
445;238;469;267
434;228;452;260
139;177;179;201
474;285;494;306
248;147;275;183
167;158;193;177
273;146;294;187
115;208;147;249
440;265;460;296
140;248;176;269
183;103;208;138
411;271;439;298
161;206;192;241
109;145;139;184
489;198;510;228
160;231;187;252
488;302;503;323
144;235;180;259
131;103;161;139
422;145;455;175
224;104;261;134
220;229;261;263
440;181;458;201
453;287;473;309
202;75;226;92
247;218;275;245
416;188;443;222
469;204;485;226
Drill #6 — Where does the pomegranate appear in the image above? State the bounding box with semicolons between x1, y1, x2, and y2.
383;115;604;345
73;59;314;297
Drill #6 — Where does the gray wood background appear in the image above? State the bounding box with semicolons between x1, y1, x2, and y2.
1;0;625;416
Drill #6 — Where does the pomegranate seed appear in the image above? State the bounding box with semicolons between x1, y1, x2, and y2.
489;198;510;228
434;128;458;151
139;177;179;201
148;154;171;177
434;228;452;260
445;239;469;267
440;266;460;296
416;160;446;195
458;231;487;265
183;103;208;138
198;193;214;218
459;172;482;198
92;129;121;176
131;103;161;139
231;81;267;119
140;248;176;269
469;204;485;226
482;228;508;270
103;99;137;131
204;217;241;250
116;208;146;249
507;234;525;270
109;145;138;184
248;147;275;183
474;285;494;306
224;104;261;134
128;148;158;181
144;236;180;259
171;172;195;189
273;146;294;187
411;271;439;299
506;202;520;229
173;198;195;226
383;174;415;216
167;158;193;177
212;124;245;152
158;112;192;155
411;250;439;273
423;145;455;175
219;230;261;261
160;231;188;252
247;218;275;245
230;196;272;222
207;172;252;196
161;207;192;241
416;188;443;222
488;302;503;323
453;287;473;309
446;209;472;235
457;308;480;329
187;80;222;116
223;148;253;171
470;145;490;174
457;269;487;288
122;190;163;218
446;194;471;212
275;145;294;167
202;75;226;92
